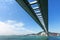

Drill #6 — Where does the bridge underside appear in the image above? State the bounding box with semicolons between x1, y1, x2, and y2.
16;0;48;33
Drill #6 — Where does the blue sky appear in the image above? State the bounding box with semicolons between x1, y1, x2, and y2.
0;0;60;35
49;0;60;33
0;0;43;35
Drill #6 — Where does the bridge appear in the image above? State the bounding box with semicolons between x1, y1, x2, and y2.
16;0;48;34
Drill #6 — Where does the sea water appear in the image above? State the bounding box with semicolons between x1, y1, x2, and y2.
0;36;60;40
0;36;47;40
48;36;60;40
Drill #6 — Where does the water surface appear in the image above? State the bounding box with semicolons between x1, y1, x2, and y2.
48;36;60;40
0;36;47;40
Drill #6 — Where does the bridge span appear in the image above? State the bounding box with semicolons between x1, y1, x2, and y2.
16;0;48;34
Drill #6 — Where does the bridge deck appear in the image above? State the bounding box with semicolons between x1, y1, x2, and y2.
16;0;48;33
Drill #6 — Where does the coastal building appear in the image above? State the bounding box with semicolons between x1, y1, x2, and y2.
57;33;60;36
49;33;57;36
49;32;60;36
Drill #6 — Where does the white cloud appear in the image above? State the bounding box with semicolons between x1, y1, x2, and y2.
0;20;34;35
